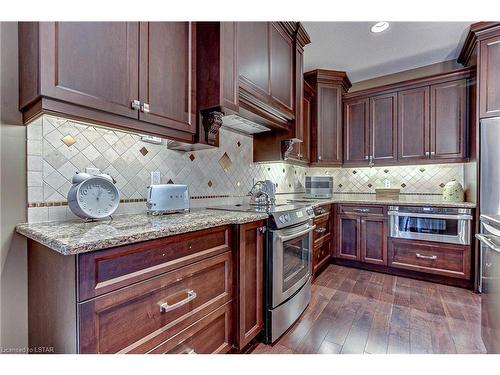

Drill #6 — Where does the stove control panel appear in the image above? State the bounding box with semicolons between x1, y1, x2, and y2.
271;206;315;229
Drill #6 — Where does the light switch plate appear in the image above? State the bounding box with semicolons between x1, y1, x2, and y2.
151;171;161;185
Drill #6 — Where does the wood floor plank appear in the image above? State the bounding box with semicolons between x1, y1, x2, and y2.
254;265;483;355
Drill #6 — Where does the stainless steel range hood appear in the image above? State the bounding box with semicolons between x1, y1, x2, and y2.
221;114;270;134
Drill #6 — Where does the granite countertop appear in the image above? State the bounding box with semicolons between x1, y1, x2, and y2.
287;193;476;209
16;209;268;256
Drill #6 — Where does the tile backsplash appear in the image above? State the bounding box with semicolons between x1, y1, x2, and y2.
26;115;465;222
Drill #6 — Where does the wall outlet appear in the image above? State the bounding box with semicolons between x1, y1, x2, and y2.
151;171;161;185
86;167;101;175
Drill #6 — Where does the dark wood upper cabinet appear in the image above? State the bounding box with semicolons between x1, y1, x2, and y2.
19;22;139;119
270;24;294;111
397;86;430;162
238;22;270;96
370;92;398;164
233;220;264;350
305;70;351;167
18;22;197;142
430;79;467;160
343;98;369;166
480;34;500;118
139;22;196;134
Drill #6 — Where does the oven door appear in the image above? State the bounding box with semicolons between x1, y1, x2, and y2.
389;212;472;245
271;221;315;308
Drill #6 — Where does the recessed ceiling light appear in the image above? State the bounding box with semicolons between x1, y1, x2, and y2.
371;22;389;33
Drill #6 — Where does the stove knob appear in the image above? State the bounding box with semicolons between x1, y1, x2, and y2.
279;215;286;223
284;214;291;222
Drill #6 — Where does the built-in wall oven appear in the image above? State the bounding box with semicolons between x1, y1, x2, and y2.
264;207;315;344
388;206;472;245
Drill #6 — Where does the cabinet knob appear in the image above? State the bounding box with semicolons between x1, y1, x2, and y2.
141;103;150;113
131;99;141;110
318;155;322;161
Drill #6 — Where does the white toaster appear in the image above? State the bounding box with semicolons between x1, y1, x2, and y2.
146;184;190;215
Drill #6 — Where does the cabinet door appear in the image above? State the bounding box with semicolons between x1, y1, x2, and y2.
480;35;500;118
337;214;360;260
39;22;139;119
430;80;467;160
234;221;264;350
315;84;343;165
270;23;293;111
300;90;312;163
344;98;369;165
238;22;270;95
370;93;397;164
398;86;430;162
361;217;387;265
139;22;196;133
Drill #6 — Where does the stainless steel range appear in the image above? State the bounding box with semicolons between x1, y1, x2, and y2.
208;202;315;343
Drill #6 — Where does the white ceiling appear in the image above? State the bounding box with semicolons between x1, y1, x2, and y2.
303;22;472;83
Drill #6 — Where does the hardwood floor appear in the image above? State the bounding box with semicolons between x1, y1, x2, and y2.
252;265;485;354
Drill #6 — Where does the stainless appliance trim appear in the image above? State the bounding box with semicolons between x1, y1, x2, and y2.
388;206;471;245
477;234;500;254
271;221;314;308
270;278;311;343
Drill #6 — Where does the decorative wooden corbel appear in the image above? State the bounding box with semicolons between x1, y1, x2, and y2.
202;111;223;147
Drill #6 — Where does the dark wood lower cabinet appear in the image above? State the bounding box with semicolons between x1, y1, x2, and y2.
233;220;265;350
337;214;361;261
361;216;387;265
27;221;266;354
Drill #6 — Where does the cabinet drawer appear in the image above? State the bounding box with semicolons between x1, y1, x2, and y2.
388;239;471;279
148;302;233;354
313;240;331;276
78;251;232;354
313;215;332;244
338;204;385;216
78;226;230;301
314;204;332;217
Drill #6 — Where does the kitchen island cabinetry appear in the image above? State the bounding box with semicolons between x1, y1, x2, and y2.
25;220;265;354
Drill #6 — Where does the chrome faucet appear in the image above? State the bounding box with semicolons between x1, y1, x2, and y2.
249;180;274;206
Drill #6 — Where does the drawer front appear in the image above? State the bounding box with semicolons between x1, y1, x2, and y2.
313;240;331;276
148;302;233;354
314;204;332;217
388;238;471;279
338;204;385;216
313;214;332;244
78;226;231;301
78;251;232;354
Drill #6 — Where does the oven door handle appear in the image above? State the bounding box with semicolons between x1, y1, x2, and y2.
388;211;472;220
275;225;316;242
476;234;500;254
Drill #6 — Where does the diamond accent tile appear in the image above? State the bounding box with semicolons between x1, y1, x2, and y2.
61;135;76;147
237;141;241;147
401;183;407;188
368;183;373;188
218;152;232;172
189;154;195;162
439;183;446;188
420;167;426;172
139;147;149;156
208;180;213;187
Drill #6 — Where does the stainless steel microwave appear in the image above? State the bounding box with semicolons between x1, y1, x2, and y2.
304;176;333;198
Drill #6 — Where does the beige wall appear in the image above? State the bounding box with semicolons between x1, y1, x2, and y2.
349;59;463;92
0;21;28;351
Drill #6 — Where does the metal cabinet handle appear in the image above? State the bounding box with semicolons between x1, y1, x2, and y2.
259;226;267;234
141;103;150;113
316;208;326;214
183;348;196;354
425;151;430;157
318;155;322;161
430;151;435;156
369;155;374;167
416;253;437;260
159;290;197;313
353;208;370;213
315;227;327;234
365;155;369;160
131;99;141;110
476;234;500;253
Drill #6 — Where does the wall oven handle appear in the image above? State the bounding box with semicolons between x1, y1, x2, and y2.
476;234;500;253
353;208;370;213
159;290;197;313
388;211;473;220
276;225;316;242
416;253;437;260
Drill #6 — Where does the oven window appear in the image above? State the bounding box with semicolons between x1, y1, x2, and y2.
282;235;310;292
398;216;458;236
